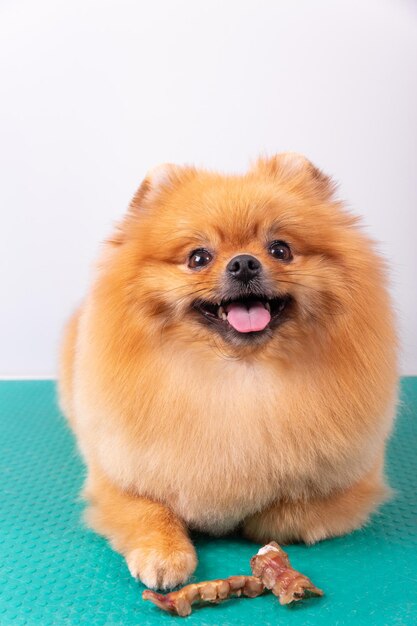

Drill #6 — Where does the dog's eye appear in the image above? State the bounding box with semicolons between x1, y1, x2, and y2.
188;249;213;269
268;240;292;262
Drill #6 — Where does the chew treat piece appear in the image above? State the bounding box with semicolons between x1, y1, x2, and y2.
142;575;265;617
142;543;323;616
250;542;323;605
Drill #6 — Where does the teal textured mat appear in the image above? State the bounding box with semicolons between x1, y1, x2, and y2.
0;379;416;626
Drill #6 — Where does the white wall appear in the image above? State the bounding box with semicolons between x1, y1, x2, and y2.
1;0;416;376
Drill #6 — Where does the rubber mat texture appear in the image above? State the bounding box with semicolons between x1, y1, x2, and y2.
0;379;416;626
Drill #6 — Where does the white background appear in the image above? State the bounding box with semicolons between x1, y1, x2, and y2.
1;0;416;377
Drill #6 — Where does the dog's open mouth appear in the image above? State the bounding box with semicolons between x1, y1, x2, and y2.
193;295;291;334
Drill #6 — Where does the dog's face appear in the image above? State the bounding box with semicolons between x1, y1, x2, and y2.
112;154;366;357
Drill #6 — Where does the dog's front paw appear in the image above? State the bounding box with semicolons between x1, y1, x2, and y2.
126;544;197;590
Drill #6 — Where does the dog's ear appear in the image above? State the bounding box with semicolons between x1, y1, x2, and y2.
130;163;190;211
108;163;194;245
253;152;336;200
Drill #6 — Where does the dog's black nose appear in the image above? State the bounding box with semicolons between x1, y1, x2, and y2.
226;254;262;283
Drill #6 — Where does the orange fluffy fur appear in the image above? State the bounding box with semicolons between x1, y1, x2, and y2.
59;153;397;589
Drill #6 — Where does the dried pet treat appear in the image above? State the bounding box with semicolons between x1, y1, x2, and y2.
142;575;265;617
143;542;323;616
250;541;323;605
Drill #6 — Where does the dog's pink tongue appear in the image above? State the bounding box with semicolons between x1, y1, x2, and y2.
226;301;271;333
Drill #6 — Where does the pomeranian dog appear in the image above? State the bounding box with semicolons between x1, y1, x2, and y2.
59;153;397;590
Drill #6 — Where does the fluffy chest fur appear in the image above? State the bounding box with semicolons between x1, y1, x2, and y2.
73;335;386;535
